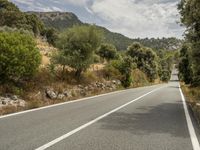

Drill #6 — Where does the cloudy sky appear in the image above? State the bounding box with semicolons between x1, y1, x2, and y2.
10;0;185;39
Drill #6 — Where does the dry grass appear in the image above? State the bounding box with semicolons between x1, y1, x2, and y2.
181;84;200;103
181;83;200;125
0;106;25;116
132;69;149;87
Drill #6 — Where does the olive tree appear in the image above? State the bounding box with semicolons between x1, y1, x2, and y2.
54;25;102;78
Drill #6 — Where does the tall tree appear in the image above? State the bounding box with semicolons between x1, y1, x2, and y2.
178;0;200;85
179;44;193;84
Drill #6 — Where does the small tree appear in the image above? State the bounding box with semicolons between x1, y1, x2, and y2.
118;57;134;87
127;42;158;81
110;56;135;88
55;25;102;78
97;43;117;62
0;32;41;83
42;28;58;46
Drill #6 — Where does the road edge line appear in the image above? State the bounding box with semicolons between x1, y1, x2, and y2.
179;84;200;150
0;84;162;119
35;86;163;150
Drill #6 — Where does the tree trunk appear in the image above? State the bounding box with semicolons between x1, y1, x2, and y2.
75;69;83;79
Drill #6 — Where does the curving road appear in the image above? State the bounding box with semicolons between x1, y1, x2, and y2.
0;69;200;150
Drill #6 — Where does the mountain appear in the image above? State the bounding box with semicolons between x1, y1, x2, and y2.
27;11;183;51
27;11;82;30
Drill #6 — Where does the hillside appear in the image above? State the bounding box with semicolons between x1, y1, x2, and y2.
28;11;183;51
27;11;82;30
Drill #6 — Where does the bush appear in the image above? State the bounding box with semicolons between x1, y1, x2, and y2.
104;62;121;79
127;42;158;81
117;57;134;88
97;43;117;62
105;57;135;88
0;32;41;83
160;70;171;82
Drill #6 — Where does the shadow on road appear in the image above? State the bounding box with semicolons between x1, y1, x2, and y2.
99;102;189;138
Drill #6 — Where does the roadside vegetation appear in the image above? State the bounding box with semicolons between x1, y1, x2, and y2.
0;0;177;115
178;0;200;123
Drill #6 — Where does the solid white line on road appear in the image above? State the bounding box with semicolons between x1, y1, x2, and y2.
179;85;200;150
35;86;163;150
0;87;141;119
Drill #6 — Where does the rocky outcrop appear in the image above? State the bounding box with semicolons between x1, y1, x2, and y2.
0;95;26;108
45;88;57;99
44;80;121;100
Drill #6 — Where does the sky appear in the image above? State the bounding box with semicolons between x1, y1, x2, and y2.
10;0;185;39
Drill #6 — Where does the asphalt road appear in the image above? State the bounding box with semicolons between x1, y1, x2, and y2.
0;70;200;150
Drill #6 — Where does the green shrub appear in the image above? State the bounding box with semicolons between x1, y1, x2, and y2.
127;42;158;82
0;32;41;83
104;62;121;79
105;57;135;88
55;25;102;78
160;70;171;82
97;43;117;62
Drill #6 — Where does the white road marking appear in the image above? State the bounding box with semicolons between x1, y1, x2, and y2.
35;87;163;150
0;88;135;119
179;85;200;150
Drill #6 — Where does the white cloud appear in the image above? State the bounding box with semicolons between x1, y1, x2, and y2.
90;0;184;38
10;0;184;38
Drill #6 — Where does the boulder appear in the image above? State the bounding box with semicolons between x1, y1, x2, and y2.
10;95;18;101
0;96;26;107
63;90;72;98
45;88;57;99
57;94;65;100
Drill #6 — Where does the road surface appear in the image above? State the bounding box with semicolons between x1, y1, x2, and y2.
0;71;200;150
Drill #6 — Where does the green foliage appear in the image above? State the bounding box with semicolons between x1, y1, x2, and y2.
42;28;58;46
117;57;134;87
178;0;200;86
54;25;102;78
0;0;44;36
97;43;117;62
179;44;193;84
159;60;172;82
156;49;174;82
106;57;135;88
0;26;34;36
0;32;41;83
0;0;19;11
127;42;158;81
104;63;121;80
160;69;171;82
133;37;183;51
25;14;44;36
93;54;101;63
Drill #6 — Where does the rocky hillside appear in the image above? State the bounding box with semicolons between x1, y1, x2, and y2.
28;11;183;51
27;11;82;30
